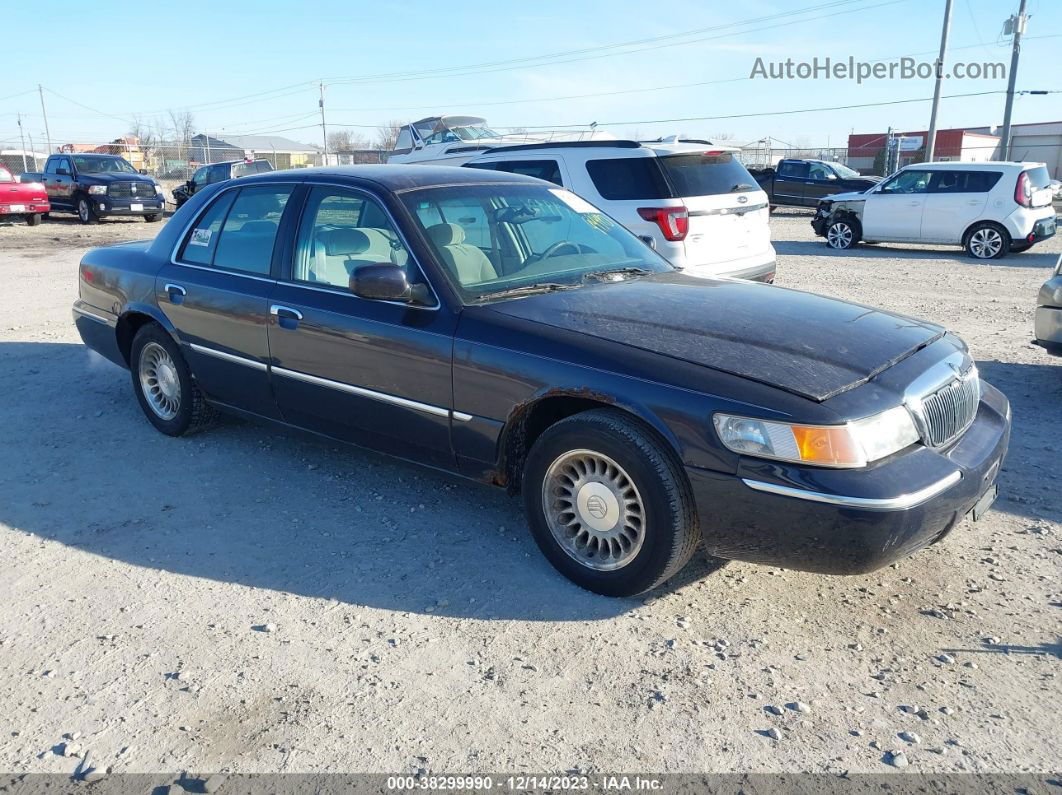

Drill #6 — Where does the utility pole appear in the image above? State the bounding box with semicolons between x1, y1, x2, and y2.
999;0;1028;161
319;82;328;167
37;85;52;153
924;0;953;162
17;113;28;172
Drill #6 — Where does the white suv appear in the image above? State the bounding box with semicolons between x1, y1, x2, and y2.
812;161;1057;259
459;140;776;282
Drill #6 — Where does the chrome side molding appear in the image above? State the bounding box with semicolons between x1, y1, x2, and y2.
741;470;962;512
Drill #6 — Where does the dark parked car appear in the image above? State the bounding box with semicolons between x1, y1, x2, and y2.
172;159;273;208
751;158;881;209
72;165;1010;596
23;153;164;223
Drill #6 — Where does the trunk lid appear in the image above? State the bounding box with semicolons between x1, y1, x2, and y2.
483;273;945;402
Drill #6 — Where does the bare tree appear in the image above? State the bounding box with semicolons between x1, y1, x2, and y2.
328;129;371;152
375;119;404;152
711;131;735;142
168;110;196;177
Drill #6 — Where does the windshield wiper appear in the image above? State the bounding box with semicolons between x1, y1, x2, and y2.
731;183;755;192
471;282;578;302
582;266;653;282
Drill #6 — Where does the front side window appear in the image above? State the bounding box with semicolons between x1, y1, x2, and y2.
293;187;413;289
879;170;931;194
585;157;669;201
191;166;209;185
808;163;832;180
400;184;673;301
45;158;60;174
178;185;292;274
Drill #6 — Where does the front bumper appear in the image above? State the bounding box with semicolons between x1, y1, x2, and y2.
94;197;164;217
1034;305;1062;355
686;382;1010;574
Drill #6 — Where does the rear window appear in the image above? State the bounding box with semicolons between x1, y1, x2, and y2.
1024;166;1051;190
659;152;758;196
585;157;669;200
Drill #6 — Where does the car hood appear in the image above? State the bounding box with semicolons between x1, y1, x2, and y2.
482;273;945;402
823;189;871;202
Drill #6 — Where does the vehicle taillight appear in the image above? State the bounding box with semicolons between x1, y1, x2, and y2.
637;206;689;241
1014;171;1032;207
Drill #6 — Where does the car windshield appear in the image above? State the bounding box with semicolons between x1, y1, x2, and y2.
401;183;674;302
828;162;860;178
71;156;138;174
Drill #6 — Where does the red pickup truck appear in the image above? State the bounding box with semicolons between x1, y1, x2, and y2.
0;166;50;225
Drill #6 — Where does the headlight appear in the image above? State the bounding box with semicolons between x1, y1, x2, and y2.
87;185;107;195
713;405;919;468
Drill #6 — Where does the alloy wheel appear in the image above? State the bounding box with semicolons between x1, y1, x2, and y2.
541;449;645;571
969;227;1003;259
78;199;90;223
827;222;853;249
138;341;181;420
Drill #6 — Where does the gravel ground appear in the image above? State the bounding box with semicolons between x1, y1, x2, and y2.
0;210;1059;778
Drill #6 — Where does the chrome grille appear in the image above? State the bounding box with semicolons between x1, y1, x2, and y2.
918;369;980;447
107;181;155;198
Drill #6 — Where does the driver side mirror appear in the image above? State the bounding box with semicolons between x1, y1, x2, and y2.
56;168;70;176
826;173;838;180
138;168;148;175
350;263;412;302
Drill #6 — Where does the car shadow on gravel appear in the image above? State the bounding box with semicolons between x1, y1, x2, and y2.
976;359;1062;524
0;341;722;620
772;239;1060;269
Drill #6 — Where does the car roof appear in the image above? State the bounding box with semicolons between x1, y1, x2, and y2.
235;163;546;191
903;160;1043;171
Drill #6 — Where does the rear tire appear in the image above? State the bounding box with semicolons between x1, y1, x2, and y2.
144;213;161;222
26;213;41;226
522;409;699;597
130;324;217;437
76;195;98;225
964;222;1009;259
826;217;861;250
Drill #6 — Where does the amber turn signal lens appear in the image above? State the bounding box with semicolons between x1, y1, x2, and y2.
790;425;864;467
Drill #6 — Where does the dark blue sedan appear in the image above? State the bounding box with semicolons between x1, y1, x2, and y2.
72;165;1010;596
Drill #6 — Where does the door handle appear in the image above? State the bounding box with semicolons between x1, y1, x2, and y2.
164;283;186;304
270;304;303;330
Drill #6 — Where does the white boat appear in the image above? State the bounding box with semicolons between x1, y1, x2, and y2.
386;115;613;165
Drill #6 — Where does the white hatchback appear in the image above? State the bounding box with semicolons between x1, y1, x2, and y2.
812;161;1057;259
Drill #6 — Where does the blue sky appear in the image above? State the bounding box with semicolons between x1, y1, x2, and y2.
1;0;1058;151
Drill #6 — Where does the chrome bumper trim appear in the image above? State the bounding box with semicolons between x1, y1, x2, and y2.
189;343;268;371
741;470;962;511
72;306;113;326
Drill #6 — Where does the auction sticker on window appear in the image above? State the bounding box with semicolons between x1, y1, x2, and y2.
549;189;599;215
189;228;212;246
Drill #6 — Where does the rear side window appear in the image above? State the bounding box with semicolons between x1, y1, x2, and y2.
467;159;563;186
659;152;758;196
585;157;669;200
178;186;292;274
777;161;809;178
929;170;1003;193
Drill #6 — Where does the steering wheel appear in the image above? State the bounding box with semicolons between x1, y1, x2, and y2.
540;240;581;259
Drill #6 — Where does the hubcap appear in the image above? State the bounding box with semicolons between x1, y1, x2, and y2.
79;200;88;221
827;222;852;248
541;449;645;572
139;342;181;420
969;227;1002;258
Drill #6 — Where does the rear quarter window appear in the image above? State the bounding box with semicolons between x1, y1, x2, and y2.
929;170;1003;193
585;157;669;201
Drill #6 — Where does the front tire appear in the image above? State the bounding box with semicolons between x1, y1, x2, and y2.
130;324;217;437
76;195;98;224
826;218;860;250
964;222;1009;259
522;409;699;597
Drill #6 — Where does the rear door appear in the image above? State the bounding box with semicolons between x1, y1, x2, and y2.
655;151;772;272
155;183;297;418
921;170;1000;243
773;160;809;205
861;169;931;241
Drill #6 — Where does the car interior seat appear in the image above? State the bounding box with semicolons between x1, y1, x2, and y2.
425;222;497;285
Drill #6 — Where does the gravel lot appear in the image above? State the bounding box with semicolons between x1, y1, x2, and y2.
0;209;1059;779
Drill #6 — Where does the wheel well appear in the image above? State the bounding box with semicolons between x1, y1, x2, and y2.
115;312;158;366
499;394;674;495
961;219;1007;245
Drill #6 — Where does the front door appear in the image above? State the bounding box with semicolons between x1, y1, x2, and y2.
267;185;458;468
155;182;297;418
861;169;931;241
45;157;75;209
